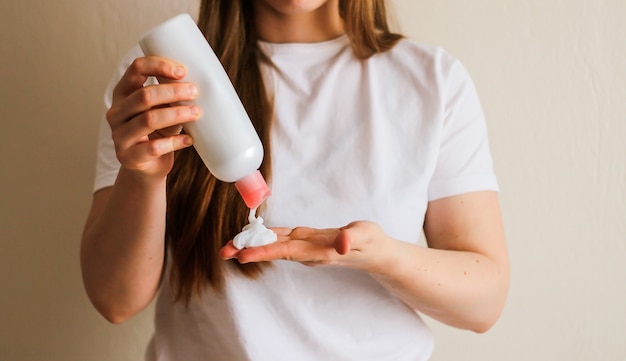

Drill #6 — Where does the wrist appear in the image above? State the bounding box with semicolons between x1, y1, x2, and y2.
366;236;419;279
344;221;410;276
117;166;168;191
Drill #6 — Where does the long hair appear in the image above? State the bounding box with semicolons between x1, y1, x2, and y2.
166;0;403;303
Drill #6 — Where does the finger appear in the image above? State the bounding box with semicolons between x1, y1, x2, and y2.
269;227;293;236
108;83;199;128
114;56;186;99
151;124;184;139
288;226;340;240
221;234;290;260
220;241;241;260
236;240;297;263
112;104;199;150
124;82;198;120
117;134;193;169
288;227;314;239
237;239;336;264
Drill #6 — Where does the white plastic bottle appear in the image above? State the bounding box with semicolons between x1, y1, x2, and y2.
139;13;270;208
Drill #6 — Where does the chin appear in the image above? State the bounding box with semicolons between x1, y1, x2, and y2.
255;0;334;15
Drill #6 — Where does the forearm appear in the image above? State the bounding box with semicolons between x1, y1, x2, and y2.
370;239;509;333
220;193;509;332
81;168;167;323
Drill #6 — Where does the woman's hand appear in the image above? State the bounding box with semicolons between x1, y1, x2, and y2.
81;56;202;323
220;221;393;273
220;192;509;333
106;56;200;181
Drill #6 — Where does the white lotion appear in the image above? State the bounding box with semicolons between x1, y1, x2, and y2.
139;14;269;208
233;208;277;250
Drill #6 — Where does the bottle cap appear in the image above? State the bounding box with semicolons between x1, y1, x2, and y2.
234;170;271;209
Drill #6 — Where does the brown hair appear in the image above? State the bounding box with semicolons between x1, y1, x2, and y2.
166;0;403;303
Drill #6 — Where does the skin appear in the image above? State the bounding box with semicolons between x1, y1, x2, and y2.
221;192;509;332
252;0;344;43
81;58;198;322
81;0;509;331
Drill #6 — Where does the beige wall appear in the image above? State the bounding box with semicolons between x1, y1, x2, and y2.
1;0;624;360
392;1;626;359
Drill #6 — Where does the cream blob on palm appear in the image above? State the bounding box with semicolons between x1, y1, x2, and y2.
233;208;278;249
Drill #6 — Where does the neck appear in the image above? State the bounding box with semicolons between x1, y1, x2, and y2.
252;0;344;43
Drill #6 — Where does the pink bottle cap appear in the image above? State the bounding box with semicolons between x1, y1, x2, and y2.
234;170;270;209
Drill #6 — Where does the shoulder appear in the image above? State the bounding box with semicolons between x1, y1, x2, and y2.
372;38;472;87
120;45;145;67
110;45;145;79
383;38;456;66
106;45;144;87
104;45;153;104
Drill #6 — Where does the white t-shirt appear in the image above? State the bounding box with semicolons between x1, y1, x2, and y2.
95;35;498;361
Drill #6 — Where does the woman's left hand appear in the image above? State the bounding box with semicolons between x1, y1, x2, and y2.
221;192;509;333
220;221;391;272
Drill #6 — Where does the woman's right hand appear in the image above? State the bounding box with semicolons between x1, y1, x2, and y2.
81;57;200;322
106;56;200;182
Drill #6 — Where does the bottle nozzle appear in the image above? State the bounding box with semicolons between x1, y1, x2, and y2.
234;170;270;209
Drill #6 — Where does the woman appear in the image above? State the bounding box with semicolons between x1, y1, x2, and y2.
81;0;509;360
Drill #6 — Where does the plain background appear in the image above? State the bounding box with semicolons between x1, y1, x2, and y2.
1;0;624;360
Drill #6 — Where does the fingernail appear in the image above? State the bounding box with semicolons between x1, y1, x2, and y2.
188;85;198;97
183;135;193;145
189;106;200;115
174;66;185;77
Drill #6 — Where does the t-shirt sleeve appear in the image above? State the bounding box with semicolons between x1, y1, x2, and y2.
427;59;499;201
92;46;144;193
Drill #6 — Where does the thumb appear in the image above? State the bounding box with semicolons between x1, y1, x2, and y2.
334;230;351;255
